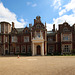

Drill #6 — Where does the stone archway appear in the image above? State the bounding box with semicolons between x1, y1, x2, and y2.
37;45;41;55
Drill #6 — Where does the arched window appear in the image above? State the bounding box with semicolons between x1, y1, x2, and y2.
63;27;69;32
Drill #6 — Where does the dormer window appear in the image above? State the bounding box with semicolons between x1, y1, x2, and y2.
25;30;28;33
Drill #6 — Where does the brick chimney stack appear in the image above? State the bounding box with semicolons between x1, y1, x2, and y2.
29;24;32;29
52;24;55;32
12;22;14;29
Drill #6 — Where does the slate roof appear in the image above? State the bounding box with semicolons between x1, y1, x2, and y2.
47;31;56;35
16;28;24;33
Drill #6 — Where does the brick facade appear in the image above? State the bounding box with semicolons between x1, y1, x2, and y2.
0;16;75;55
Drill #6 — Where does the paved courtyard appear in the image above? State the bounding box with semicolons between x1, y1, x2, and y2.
0;56;75;75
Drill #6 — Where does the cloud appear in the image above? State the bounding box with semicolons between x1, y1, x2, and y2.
59;0;75;16
64;0;75;13
52;0;61;9
26;2;37;7
46;23;53;31
48;14;75;30
0;2;27;28
46;0;75;31
47;14;75;30
32;4;37;7
59;7;61;10
19;18;24;23
27;2;31;5
53;15;75;26
59;9;66;16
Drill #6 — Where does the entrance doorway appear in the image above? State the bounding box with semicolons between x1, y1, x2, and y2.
37;45;41;55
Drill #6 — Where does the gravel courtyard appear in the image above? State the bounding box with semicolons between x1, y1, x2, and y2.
0;56;75;75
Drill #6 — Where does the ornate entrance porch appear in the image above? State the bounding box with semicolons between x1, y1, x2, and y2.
32;37;44;56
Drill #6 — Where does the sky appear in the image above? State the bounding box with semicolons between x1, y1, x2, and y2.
0;0;75;31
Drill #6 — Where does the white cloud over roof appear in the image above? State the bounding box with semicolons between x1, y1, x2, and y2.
47;0;75;31
0;2;27;28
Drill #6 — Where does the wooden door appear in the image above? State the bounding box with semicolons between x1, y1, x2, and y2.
37;45;41;55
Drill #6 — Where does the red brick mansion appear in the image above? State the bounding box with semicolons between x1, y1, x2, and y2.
0;16;75;55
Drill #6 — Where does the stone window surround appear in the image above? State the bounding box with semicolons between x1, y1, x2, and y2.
15;46;20;53
62;44;71;53
61;33;72;42
21;45;26;53
5;36;8;42
24;36;29;42
12;36;17;42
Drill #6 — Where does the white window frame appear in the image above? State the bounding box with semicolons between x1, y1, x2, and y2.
15;46;20;53
24;36;29;42
5;37;7;42
63;45;71;53
21;45;26;53
12;36;17;42
63;36;68;41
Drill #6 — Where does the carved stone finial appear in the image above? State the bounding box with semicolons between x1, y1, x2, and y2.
45;22;46;27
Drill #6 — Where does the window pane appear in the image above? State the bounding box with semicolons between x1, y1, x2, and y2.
6;37;7;42
24;36;29;42
22;46;26;52
16;46;20;52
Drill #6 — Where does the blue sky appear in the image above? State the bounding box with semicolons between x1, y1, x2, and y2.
0;0;75;30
